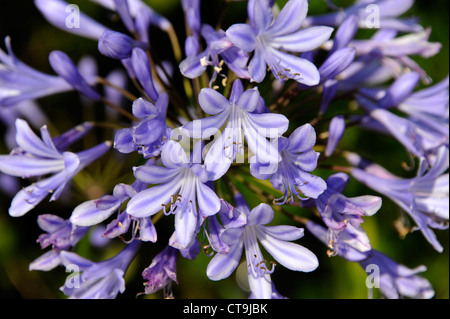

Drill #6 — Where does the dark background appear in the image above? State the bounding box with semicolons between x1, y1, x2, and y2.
0;0;448;299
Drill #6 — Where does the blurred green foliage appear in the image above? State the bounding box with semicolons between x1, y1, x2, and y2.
0;0;448;299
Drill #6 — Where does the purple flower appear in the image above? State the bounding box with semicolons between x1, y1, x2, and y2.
114;93;170;158
142;245;178;295
250;123;327;204
206;196;318;299
126;140;221;248
348;147;449;252
35;0;109;40
317;47;356;84
179;24;250;82
226;0;333;84
397;76;449;125
306;220;372;262
204;196;248;254
303;15;358;113
0;119;111;217
60;240;141;299
302;173;382;254
0;37;73;106
70;182;158;242
29;214;89;271
182;79;288;180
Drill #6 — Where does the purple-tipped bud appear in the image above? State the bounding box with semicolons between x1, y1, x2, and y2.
98;30;148;60
49;50;101;100
325;115;346;157
319;47;356;82
131;47;159;101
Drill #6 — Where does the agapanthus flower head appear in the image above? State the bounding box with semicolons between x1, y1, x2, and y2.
207;194;318;299
0;0;447;301
226;0;334;84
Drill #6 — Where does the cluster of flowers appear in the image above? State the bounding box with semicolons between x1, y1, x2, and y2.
0;0;448;299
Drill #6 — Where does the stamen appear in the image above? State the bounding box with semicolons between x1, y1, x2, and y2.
200;56;210;67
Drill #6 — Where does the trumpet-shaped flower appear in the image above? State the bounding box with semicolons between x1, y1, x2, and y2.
226;0;333;84
250;123;327;204
302;173;382;254
206;195;318;299
182;79;288;180
126;140;221;248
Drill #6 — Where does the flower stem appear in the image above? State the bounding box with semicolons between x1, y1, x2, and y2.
101;97;138;122
96;76;138;101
